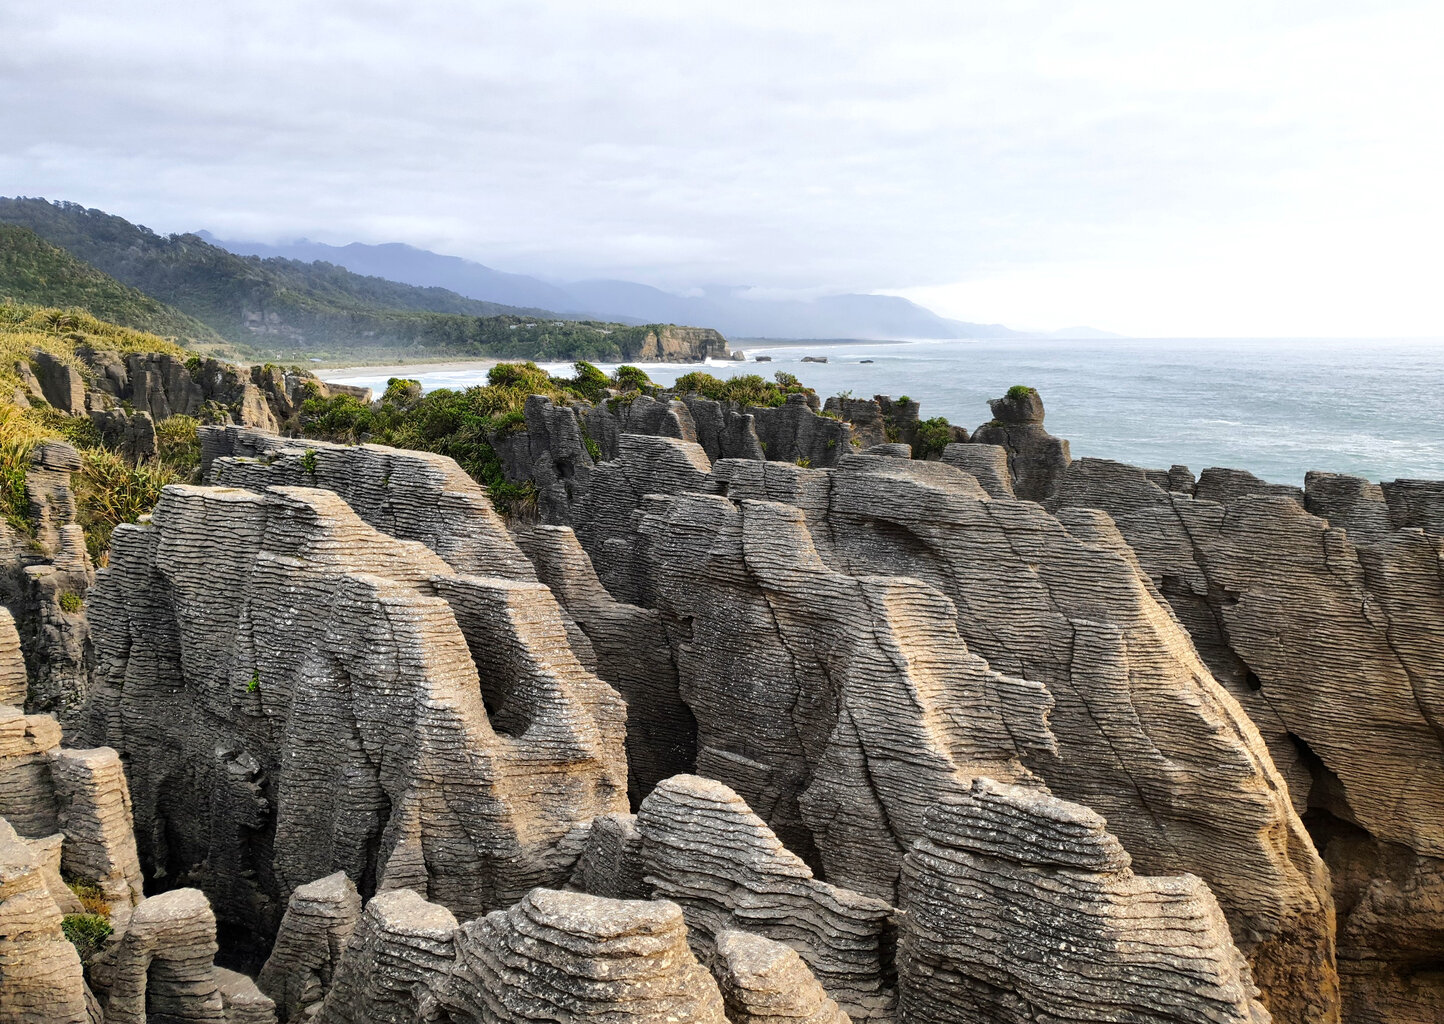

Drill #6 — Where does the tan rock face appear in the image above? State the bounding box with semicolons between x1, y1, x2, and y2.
899;777;1271;1024
711;929;852;1024
86;483;627;952
0;815;90;1024
256;871;361;1022
636;775;897;1022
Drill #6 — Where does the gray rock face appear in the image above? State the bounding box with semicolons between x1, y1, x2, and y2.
256;872;361;1022
970;389;1071;501
103;887;276;1024
0;815;90;1024
637;775;896;1021
939;442;1014;498
518;525;693;802
314;888;456;1024
86;484;627;951
18;524;94;734
712;929;852;1024
566;812;646;900
26;441;81;554
569;440;1333;1024
1380;478;1444;534
1050;454;1444;1023
31;351;86;415
898;777;1270;1024
420;888;728;1024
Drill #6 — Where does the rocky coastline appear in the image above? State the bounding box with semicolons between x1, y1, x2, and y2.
2;339;1441;1024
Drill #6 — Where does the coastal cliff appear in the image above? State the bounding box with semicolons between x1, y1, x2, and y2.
4;315;1443;1024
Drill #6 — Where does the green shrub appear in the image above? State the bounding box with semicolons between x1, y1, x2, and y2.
299;448;318;475
611;364;655;394
1006;384;1036;400
248;669;260;694
58;591;83;613
61;913;112;962
912;416;954;460
66;877;109;916
568;361;611;402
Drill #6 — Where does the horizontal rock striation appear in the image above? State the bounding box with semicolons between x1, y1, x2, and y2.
637;775;897;1021
1051;454;1444;1023
0;815;90;1024
898;777;1270;1024
314;887;457;1024
85;483;627;952
421;887;728;1024
257;871;361;1022
712;928;852;1024
566;438;1333;1024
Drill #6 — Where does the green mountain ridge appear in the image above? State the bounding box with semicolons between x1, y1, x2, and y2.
0;224;227;349
0;198;726;363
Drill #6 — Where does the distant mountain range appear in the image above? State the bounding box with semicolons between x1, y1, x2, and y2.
200;235;1044;341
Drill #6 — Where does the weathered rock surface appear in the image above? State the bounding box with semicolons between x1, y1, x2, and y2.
571;440;1333;1024
314;887;456;1024
567;811;646;900
86;483;627;952
1050;453;1444;1024
519;524;693;802
103;886;275;1024
256;871;361;1022
0;609;26;706
712;928;852;1024
0;815;90;1024
898;777;1271;1024
420;887;728;1024
939;441;1014;498
638;775;896;1021
970;388;1071;501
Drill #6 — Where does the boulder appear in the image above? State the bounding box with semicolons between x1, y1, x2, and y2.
256;872;361;1022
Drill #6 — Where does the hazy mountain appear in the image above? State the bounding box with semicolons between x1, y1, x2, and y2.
202;235;1027;341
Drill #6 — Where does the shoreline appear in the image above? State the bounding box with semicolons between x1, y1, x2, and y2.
320;357;502;380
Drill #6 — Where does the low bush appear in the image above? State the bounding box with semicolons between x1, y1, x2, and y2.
61;913;112;962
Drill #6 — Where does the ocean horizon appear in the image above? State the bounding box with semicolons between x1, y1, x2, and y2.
322;335;1444;487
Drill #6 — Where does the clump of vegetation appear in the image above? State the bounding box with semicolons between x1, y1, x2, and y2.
248;670;260;694
298;360;659;518
58;591;83;612
1006;384;1037;400
67;877;110;916
669;370;812;408
299;448;318;475
912;416;955;460
0;305;202;559
61;913;113;962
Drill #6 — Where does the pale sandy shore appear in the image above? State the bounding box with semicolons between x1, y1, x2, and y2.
318;357;501;380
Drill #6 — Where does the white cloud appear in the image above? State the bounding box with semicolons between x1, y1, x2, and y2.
3;0;1441;334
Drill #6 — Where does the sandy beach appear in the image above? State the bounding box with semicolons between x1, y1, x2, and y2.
318;357;501;381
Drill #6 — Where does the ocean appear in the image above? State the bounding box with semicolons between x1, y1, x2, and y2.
321;336;1444;486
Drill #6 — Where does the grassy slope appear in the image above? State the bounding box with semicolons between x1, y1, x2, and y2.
0;224;226;349
0;303;198;557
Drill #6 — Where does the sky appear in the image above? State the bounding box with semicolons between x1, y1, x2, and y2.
4;1;1442;337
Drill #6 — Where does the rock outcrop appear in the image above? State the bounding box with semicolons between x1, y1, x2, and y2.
970;387;1071;501
255;872;362;1021
637;775;897;1021
0;815;90;1024
712;929;852;1024
420;888;728;1024
85;483;627;953
898;777;1271;1024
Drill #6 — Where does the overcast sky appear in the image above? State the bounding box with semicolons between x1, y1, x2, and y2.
5;1;1442;336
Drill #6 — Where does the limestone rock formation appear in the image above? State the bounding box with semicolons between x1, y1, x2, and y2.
102;887;275;1024
420;888;728;1024
970;388;1071;501
566;812;646;900
519;524;693;802
86;483;627;949
18;523;94;733
0;609;26;706
637;775;897;1021
939;441;1014;498
314;887;456;1024
257;872;361;1022
1050;453;1444;1023
712;929;852;1024
898;777;1270;1024
572;439;1333;1024
0;815;90;1024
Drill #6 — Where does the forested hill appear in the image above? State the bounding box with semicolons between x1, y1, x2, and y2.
0;198;729;363
0;224;226;349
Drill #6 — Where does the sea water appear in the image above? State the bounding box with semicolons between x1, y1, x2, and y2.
322;337;1444;486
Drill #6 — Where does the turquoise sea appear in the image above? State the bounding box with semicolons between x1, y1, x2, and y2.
322;337;1444;486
